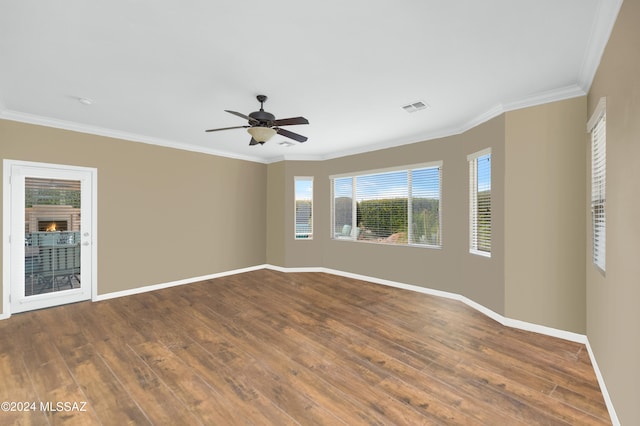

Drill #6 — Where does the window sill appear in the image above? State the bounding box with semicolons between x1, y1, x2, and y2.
470;249;491;258
332;238;442;250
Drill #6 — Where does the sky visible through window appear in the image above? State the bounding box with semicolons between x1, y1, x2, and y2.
334;167;444;201
295;178;313;200
477;154;491;192
335;162;489;200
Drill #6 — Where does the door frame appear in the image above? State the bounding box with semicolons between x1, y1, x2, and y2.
2;159;98;318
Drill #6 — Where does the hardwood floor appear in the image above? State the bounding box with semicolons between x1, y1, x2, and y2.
0;270;611;425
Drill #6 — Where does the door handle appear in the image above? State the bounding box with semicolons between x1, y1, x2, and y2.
82;241;90;246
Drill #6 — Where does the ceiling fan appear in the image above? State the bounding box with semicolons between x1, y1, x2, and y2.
205;95;309;145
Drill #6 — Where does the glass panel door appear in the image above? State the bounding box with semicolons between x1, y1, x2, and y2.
24;177;82;296
8;161;95;314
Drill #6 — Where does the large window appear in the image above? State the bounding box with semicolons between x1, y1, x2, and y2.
331;162;442;247
295;177;313;239
468;148;491;256
588;98;606;271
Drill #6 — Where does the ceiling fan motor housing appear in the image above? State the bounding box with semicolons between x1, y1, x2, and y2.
249;109;275;125
249;95;275;125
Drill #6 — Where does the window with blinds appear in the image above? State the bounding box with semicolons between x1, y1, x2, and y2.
295;177;313;239
330;162;442;247
588;98;606;271
468;148;491;256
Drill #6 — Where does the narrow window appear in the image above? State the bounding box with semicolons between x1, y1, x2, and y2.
469;148;491;256
295;177;313;239
588;98;606;271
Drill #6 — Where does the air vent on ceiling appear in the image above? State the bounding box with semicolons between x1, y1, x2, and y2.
402;101;429;113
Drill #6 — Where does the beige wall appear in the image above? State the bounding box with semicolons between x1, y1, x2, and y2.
272;101;588;333
1;119;267;312
504;97;587;333
265;161;285;266
3;8;635;417
270;115;507;314
587;0;640;423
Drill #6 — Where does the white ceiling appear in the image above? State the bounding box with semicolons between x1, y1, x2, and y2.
0;0;621;163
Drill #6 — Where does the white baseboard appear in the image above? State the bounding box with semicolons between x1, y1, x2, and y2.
2;263;618;424
93;264;268;302
264;264;618;424
278;265;588;343
584;339;620;425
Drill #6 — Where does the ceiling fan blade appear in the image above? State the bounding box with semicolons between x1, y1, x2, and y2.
205;125;249;132
276;127;308;143
225;110;259;124
249;137;260;146
272;116;309;126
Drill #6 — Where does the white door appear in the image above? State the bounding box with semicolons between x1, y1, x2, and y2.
6;160;96;314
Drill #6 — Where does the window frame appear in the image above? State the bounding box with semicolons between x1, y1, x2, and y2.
468;148;492;257
294;176;313;240
329;161;442;248
588;97;606;272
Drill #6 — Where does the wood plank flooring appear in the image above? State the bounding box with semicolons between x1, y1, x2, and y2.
0;270;611;425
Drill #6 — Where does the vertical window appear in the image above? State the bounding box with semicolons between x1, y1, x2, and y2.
295;177;313;239
588;98;606;271
469;148;491;256
330;162;441;247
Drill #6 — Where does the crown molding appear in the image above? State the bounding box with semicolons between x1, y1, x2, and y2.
308;83;588;162
0;108;269;164
578;0;624;92
0;82;591;165
502;84;587;111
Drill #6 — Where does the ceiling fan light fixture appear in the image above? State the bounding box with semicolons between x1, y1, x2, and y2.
247;126;277;143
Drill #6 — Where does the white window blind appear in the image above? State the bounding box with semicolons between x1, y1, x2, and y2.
295;177;313;239
589;99;606;271
468;149;491;256
331;162;441;247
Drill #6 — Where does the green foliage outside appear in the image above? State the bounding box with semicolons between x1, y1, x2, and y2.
358;198;408;237
25;188;81;208
411;198;440;245
476;190;491;252
295;200;313;238
335;197;440;245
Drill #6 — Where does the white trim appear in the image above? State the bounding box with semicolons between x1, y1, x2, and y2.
264;265;617;424
0;82;592;165
467;147;492;162
2;159;98;318
469;249;491;258
585;339;621;426
0;109;267;164
587;97;607;132
79;261;596;346
296;266;587;343
578;0;624;92
265;265;326;274
501;84;586;114
468;149;492;256
0;261;619;424
294;176;314;241
303;85;587;163
1;162;10;320
93;264;267;302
